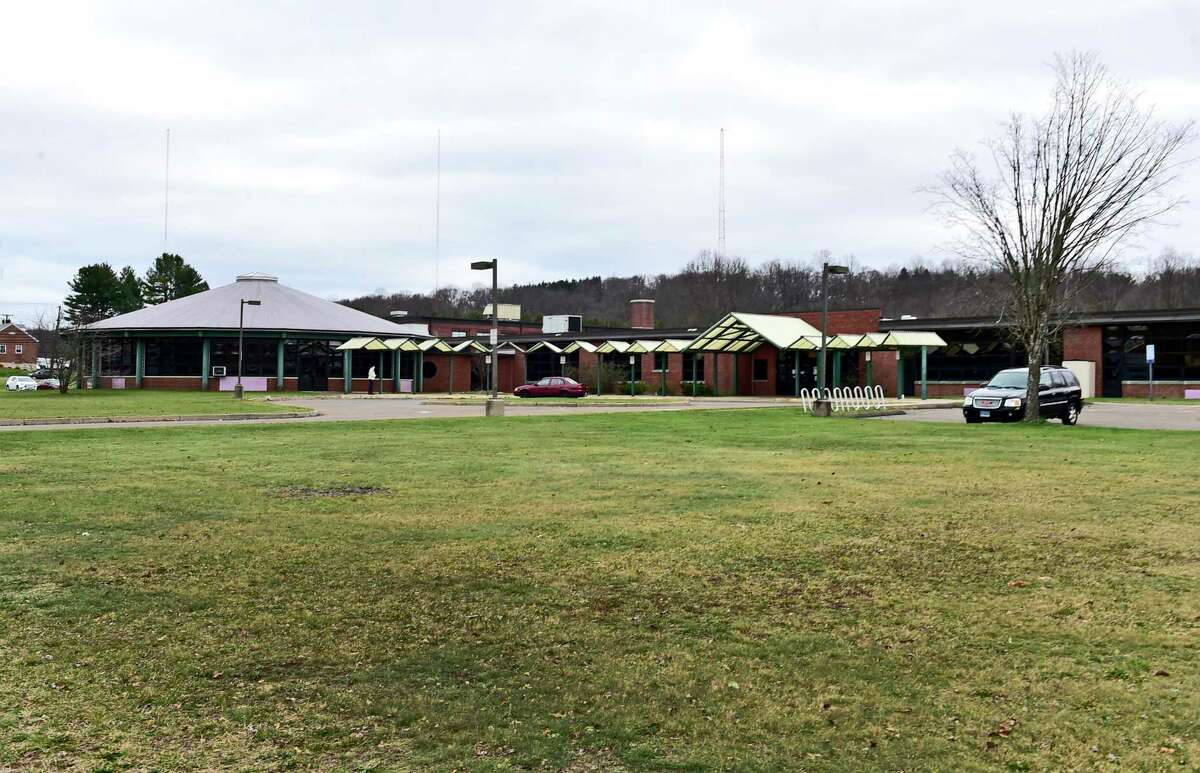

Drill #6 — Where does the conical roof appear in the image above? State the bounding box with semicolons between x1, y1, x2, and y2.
87;274;420;337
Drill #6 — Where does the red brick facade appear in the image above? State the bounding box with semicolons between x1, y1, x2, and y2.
630;300;655;329
1063;325;1103;387
0;324;39;366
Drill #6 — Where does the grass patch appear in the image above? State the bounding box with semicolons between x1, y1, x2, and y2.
0;389;306;420
0;410;1197;769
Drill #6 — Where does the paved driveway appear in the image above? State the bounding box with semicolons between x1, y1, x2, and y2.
875;401;1200;431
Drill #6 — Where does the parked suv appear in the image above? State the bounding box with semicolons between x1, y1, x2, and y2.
963;366;1083;425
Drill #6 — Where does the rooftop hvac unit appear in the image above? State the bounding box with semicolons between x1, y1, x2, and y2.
483;303;521;321
542;314;582;334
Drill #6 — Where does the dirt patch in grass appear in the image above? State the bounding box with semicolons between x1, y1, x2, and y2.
279;485;391;498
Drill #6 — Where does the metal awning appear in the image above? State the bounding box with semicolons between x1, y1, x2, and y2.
381;337;423;351
451;339;489;353
595;340;631;354
626;340;662;354
686;312;820;352
879;331;947;348
417;338;454;352
526;341;564;354
655;338;694;352
337;337;389;351
563;341;597;354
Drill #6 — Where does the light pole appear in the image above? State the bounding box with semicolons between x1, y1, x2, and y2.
471;259;501;411
235;298;262;399
819;262;849;394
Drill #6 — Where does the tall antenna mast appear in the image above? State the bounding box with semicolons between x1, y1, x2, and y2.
717;127;726;258
163;128;171;253
434;129;441;298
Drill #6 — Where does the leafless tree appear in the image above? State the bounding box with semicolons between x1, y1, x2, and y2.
29;308;80;394
935;52;1192;420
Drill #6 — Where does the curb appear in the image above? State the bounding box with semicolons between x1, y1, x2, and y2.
0;411;316;427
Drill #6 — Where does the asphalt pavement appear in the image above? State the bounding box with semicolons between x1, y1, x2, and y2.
873;401;1200;431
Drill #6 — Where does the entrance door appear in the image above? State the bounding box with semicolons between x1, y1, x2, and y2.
297;341;331;391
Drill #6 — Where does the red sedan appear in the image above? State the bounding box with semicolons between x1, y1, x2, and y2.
513;376;588;398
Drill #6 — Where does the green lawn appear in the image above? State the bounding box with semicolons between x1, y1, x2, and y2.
0;389;305;420
0;411;1197;769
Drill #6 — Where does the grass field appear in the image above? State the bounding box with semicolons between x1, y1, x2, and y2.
0;389;305;420
1;410;1197;769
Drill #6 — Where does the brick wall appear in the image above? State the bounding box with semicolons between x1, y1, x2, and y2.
1063;325;1103;386
781;309;881;335
862;350;900;397
1120;382;1200;399
0;324;39;366
630;300;655;329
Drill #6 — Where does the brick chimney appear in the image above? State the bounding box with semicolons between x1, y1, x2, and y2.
629;299;655;329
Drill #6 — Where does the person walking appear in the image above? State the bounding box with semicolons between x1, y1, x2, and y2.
367;365;377;395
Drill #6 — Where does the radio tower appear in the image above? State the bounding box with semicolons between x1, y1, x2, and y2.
717;127;726;258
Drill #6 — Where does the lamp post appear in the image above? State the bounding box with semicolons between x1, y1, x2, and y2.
235;298;262;399
471;259;501;413
819;262;849;394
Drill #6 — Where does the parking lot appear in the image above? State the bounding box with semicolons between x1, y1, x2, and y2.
877;400;1200;431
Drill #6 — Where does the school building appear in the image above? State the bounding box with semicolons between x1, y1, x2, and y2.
82;273;1200;399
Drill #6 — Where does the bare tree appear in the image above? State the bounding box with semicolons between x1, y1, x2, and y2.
29;307;80;394
935;52;1192;420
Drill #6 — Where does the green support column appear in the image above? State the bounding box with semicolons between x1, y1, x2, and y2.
832;351;842;389
660;355;666;396
596;355;602;396
920;345;929;400
277;340;286;391
731;353;739;396
393;350;400;393
629;356;635;397
135;339;145;389
865;352;874;388
691;354;697;397
793;350;800;397
377;350;385;393
448;354;455;394
522;353;528;387
343;349;352;393
896;351;905;399
201;338;211;391
90;339;100;389
415;351;423;392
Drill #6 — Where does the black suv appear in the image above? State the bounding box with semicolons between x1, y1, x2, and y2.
962;366;1083;425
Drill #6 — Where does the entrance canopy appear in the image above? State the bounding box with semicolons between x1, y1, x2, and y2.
686;313;821;352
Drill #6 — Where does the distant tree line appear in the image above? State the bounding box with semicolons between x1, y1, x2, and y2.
342;248;1200;329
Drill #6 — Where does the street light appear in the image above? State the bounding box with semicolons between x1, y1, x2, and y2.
235;298;262;399
470;259;499;402
819;262;849;394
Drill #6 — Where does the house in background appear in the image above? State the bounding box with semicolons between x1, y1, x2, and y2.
0;320;39;368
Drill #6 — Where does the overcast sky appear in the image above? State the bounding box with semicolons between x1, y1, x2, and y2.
3;1;1199;322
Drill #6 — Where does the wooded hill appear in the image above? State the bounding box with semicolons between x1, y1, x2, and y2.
342;249;1200;328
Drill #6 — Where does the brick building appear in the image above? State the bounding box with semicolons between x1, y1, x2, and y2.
0;322;39;368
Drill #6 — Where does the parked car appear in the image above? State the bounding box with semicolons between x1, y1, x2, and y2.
36;377;61;390
963;366;1083;424
5;375;39;392
30;368;55;380
513;376;588;398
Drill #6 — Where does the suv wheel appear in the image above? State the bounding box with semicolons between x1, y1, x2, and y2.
1062;403;1079;426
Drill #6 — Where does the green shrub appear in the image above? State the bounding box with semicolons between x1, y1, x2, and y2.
680;381;713;397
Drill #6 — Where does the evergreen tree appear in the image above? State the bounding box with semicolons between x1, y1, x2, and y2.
115;266;145;313
64;263;123;325
141;253;209;305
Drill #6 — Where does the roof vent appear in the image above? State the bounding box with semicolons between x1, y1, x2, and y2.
236;273;279;283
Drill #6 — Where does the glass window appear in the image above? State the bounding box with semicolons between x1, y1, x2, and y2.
422;360;437;380
753;358;768;381
654;352;669;372
14;345;22;354
146;337;204;376
0;344;6;354
683;353;705;381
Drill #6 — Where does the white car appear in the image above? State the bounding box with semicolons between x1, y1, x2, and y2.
5;375;39;391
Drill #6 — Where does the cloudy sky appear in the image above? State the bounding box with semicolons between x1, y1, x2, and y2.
2;0;1199;322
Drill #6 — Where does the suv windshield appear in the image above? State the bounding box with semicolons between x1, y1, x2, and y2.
986;370;1028;389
